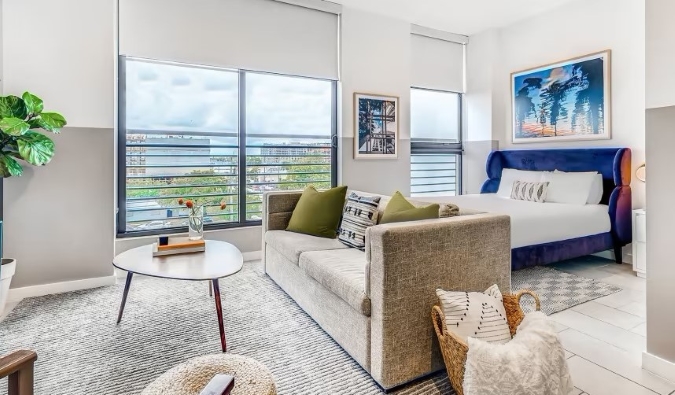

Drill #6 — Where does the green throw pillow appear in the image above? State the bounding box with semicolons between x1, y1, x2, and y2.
286;185;348;238
379;191;440;224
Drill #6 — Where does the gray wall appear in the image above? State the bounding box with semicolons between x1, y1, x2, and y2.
645;106;675;363
4;128;115;288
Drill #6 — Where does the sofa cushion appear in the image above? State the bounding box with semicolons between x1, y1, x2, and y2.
379;191;440;224
286;185;348;238
265;230;349;264
299;249;371;316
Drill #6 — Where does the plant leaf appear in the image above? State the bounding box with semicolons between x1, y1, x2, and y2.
0;117;30;136
0;153;23;177
36;112;67;133
17;132;55;166
0;95;27;119
22;92;44;114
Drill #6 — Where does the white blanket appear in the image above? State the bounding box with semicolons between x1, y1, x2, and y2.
463;311;573;395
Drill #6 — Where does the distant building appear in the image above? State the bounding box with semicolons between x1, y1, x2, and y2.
126;135;212;176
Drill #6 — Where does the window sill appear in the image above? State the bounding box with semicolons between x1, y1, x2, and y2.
116;221;262;240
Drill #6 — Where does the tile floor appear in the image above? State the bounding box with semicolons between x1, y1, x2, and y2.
1;257;673;395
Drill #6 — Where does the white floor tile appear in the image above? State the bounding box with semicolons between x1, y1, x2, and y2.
553;321;570;333
559;329;674;394
565;350;575;359
550;310;646;353
594;289;646;309
631;323;647;337
601;274;647;292
618;301;647;318
569;388;583;395
567;356;660;395
572;301;645;330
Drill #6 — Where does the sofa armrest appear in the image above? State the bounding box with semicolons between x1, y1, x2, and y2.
365;213;511;388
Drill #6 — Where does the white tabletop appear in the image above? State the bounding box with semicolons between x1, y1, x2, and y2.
113;240;243;281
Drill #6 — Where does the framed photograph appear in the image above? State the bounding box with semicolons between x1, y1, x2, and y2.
354;93;399;159
511;50;611;143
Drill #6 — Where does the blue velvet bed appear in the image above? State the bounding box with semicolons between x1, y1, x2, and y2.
480;148;632;270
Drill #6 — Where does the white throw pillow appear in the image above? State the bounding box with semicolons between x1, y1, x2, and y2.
436;285;511;345
542;171;597;205
553;170;603;205
497;169;547;198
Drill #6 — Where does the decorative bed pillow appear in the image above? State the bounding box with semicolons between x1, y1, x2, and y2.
510;180;549;203
379;191;440;224
554;170;604;204
436;285;511;345
286;185;348;238
338;192;381;250
496;169;548;198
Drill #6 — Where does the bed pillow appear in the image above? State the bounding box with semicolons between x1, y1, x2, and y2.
436;285;511;345
554;170;604;204
541;171;596;205
510;180;549;203
338;192;381;250
496;169;547;198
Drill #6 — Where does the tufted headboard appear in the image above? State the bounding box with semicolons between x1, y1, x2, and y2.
480;148;632;246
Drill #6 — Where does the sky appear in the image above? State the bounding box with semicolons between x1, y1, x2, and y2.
125;58;460;143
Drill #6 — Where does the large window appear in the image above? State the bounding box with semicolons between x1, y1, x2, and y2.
117;57;337;236
410;88;462;197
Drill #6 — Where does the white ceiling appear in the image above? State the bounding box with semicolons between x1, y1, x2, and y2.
332;0;580;36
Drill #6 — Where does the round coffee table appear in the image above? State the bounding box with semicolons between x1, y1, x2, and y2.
113;240;243;352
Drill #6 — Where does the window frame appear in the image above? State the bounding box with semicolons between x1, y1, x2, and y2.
116;56;338;238
410;86;463;197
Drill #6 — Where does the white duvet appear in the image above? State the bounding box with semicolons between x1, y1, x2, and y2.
420;194;611;248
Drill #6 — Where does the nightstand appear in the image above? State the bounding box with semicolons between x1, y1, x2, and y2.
632;209;646;278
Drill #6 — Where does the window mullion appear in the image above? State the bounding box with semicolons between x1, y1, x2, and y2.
238;71;247;224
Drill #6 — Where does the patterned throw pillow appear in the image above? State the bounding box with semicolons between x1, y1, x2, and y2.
436;285;511;344
510;180;549;203
338;192;381;250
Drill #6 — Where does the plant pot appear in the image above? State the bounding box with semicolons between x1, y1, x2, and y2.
0;258;16;314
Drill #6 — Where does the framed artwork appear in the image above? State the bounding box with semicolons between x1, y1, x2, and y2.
353;93;399;159
511;50;611;143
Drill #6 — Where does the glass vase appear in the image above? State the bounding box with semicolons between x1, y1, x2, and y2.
188;205;204;240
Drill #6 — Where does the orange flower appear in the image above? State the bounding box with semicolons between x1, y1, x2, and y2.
178;198;184;205
220;201;227;210
185;200;193;209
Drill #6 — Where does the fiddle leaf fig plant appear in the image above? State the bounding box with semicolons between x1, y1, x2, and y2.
0;92;66;177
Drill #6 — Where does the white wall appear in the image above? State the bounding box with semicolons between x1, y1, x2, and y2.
2;0;116;289
644;0;675;374
466;0;646;207
646;0;675;109
339;8;413;195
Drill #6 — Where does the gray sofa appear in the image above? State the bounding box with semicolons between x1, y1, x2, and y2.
262;191;511;390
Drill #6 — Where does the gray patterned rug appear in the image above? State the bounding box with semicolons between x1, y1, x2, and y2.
512;266;621;315
0;262;620;395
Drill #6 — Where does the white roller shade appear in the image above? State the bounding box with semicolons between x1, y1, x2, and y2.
119;0;339;80
411;33;465;92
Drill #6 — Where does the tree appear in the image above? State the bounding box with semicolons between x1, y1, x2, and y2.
514;78;542;135
540;81;572;136
571;58;605;134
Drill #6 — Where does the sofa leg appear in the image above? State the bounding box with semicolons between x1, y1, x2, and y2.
613;244;623;264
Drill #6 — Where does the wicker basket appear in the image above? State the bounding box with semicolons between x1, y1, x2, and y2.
431;290;541;395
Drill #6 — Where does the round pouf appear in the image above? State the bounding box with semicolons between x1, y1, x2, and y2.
142;354;276;395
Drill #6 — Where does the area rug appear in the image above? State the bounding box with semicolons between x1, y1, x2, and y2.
0;262;619;395
512;266;622;315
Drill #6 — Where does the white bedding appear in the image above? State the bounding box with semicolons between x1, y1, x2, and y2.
420;194;611;248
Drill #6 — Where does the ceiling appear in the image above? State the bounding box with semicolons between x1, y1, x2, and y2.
332;0;580;36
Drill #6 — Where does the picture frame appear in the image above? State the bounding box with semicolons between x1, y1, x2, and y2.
353;92;399;159
511;50;611;143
